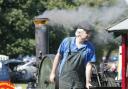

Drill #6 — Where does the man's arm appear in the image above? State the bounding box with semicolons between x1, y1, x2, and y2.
49;52;61;83
86;62;93;89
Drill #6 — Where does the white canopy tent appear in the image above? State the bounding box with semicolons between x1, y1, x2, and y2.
107;19;128;32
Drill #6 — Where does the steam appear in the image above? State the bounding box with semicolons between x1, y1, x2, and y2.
125;0;128;5
36;0;128;45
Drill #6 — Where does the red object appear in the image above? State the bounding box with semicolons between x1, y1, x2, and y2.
122;34;127;89
0;81;14;89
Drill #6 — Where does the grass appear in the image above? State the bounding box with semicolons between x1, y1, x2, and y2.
14;83;28;89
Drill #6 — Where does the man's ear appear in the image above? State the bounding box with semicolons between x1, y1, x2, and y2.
87;32;92;38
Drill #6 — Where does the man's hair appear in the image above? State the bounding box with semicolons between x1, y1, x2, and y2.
76;21;94;33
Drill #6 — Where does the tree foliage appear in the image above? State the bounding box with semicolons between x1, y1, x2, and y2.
48;25;69;53
0;0;46;57
41;0;117;10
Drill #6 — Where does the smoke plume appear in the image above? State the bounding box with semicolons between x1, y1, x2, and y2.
36;0;128;45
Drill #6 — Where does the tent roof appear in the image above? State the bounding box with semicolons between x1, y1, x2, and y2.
107;19;128;32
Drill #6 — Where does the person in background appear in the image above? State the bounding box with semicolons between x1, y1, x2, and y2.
49;21;96;89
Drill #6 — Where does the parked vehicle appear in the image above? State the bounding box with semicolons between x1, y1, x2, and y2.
0;61;10;81
4;57;37;83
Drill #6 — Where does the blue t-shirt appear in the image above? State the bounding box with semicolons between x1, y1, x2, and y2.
58;37;96;75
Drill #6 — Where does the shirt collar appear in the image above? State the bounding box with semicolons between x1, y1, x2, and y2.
72;37;87;50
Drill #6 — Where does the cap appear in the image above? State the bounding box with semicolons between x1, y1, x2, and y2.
76;21;93;32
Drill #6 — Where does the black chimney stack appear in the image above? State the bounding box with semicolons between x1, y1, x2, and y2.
33;18;49;58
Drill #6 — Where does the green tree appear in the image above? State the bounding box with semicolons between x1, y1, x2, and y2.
42;0;117;10
0;0;46;58
48;25;68;53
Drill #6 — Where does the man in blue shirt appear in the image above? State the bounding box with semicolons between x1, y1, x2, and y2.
50;22;96;89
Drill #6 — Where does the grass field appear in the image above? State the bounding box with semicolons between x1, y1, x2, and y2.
15;83;28;89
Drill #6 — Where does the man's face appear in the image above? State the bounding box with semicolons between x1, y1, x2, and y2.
75;28;90;41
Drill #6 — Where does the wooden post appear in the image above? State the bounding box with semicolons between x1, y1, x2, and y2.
122;34;127;89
